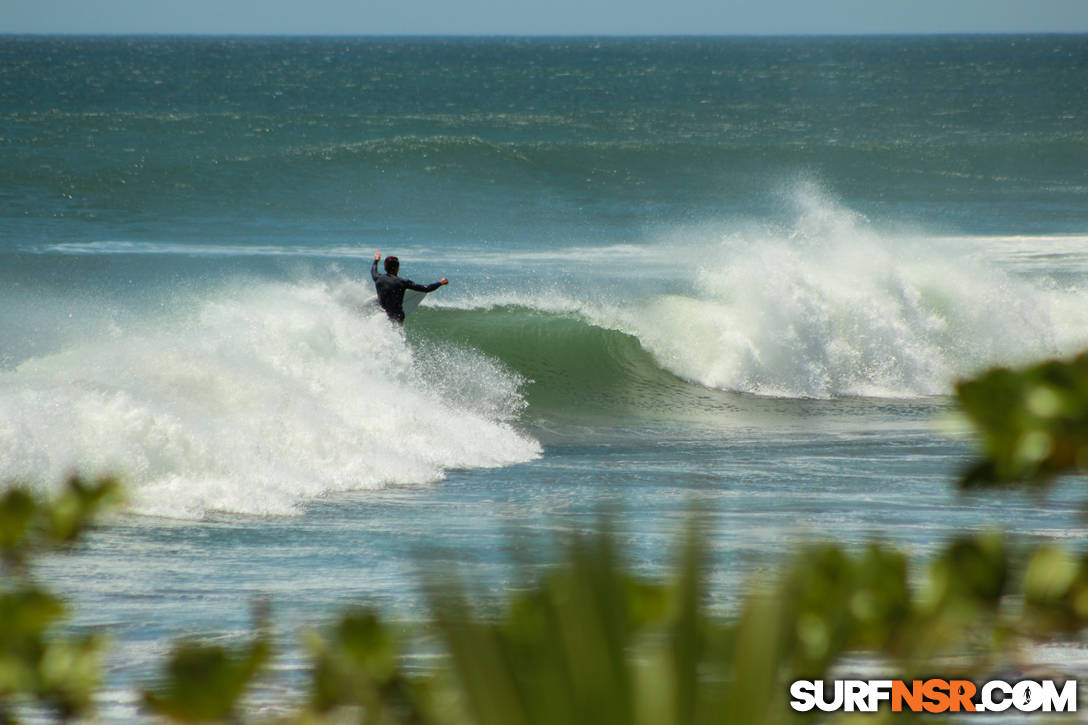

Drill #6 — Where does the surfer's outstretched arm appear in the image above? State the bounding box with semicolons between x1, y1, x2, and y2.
405;278;448;294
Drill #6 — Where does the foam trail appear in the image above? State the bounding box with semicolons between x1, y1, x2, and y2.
0;280;539;518
600;189;1088;399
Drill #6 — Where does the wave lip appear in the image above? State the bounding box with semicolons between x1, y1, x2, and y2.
606;218;1088;400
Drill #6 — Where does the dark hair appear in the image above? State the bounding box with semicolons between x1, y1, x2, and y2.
384;256;399;275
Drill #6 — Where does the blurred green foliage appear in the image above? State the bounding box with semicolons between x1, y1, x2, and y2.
0;476;120;723
302;608;430;725
272;522;1088;725
296;528;1075;725
957;351;1088;487
142;602;271;723
0;476;122;570
9;352;1088;723
12;497;1083;725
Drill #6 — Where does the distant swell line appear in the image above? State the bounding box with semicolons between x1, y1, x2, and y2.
29;241;378;258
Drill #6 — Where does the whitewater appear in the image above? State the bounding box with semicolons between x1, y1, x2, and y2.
0;277;539;517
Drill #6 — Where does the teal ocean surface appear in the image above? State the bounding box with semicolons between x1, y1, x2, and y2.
2;35;1088;717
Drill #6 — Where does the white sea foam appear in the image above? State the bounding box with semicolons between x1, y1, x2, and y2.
0;280;540;518
603;190;1088;398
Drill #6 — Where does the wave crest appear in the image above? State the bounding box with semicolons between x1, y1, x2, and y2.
612;194;1088;398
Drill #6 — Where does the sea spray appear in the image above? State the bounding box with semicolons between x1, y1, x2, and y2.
608;193;1088;398
0;280;540;518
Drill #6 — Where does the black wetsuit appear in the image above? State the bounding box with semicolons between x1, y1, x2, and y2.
371;259;442;323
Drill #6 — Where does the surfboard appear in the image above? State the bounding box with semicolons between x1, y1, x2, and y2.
401;289;425;315
355;289;427;317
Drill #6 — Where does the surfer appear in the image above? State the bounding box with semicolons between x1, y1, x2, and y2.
371;252;448;324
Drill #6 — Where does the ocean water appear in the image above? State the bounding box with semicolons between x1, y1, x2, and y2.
2;35;1088;718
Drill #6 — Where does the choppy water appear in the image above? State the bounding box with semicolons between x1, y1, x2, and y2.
2;35;1087;719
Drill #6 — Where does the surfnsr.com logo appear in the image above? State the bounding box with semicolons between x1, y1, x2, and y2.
789;679;1077;714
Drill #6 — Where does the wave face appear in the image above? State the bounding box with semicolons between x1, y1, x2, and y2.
0;281;539;518
418;192;1088;403
412;306;702;418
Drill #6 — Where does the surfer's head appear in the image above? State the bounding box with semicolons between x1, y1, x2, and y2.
384;256;400;275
